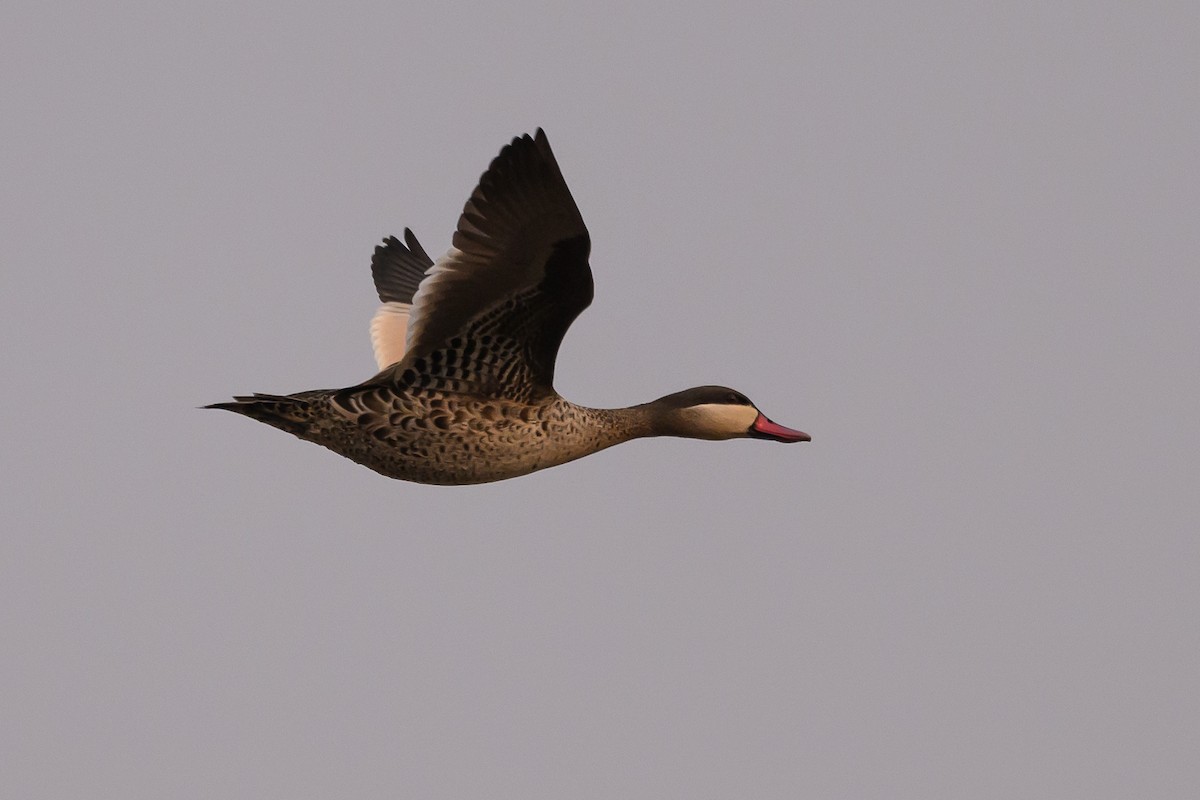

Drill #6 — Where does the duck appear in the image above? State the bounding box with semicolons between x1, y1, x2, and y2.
207;129;809;485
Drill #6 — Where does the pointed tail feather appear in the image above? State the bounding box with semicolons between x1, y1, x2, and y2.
204;393;314;437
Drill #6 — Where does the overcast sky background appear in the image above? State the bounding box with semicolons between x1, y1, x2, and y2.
3;2;1198;798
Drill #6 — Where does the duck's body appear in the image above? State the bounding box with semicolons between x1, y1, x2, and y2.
219;391;646;485
209;130;808;485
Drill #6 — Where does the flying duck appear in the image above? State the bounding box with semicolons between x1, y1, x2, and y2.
207;130;809;485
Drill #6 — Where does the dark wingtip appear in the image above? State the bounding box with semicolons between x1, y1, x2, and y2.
371;231;432;303
402;228;432;264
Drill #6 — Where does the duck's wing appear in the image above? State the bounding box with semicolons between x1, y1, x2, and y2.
372;129;592;400
369;228;435;369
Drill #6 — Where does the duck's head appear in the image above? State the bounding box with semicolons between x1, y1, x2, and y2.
648;386;810;443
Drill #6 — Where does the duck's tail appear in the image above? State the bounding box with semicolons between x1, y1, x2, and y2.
203;393;316;437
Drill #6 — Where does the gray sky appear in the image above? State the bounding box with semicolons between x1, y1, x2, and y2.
3;2;1198;798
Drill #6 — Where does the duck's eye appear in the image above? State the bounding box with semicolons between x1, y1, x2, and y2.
727;392;744;405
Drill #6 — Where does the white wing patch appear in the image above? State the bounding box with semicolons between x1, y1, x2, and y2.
370;301;412;369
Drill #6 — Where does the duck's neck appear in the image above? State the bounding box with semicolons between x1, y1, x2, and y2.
562;401;658;451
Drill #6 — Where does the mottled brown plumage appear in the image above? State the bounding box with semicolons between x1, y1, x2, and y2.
208;130;809;485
